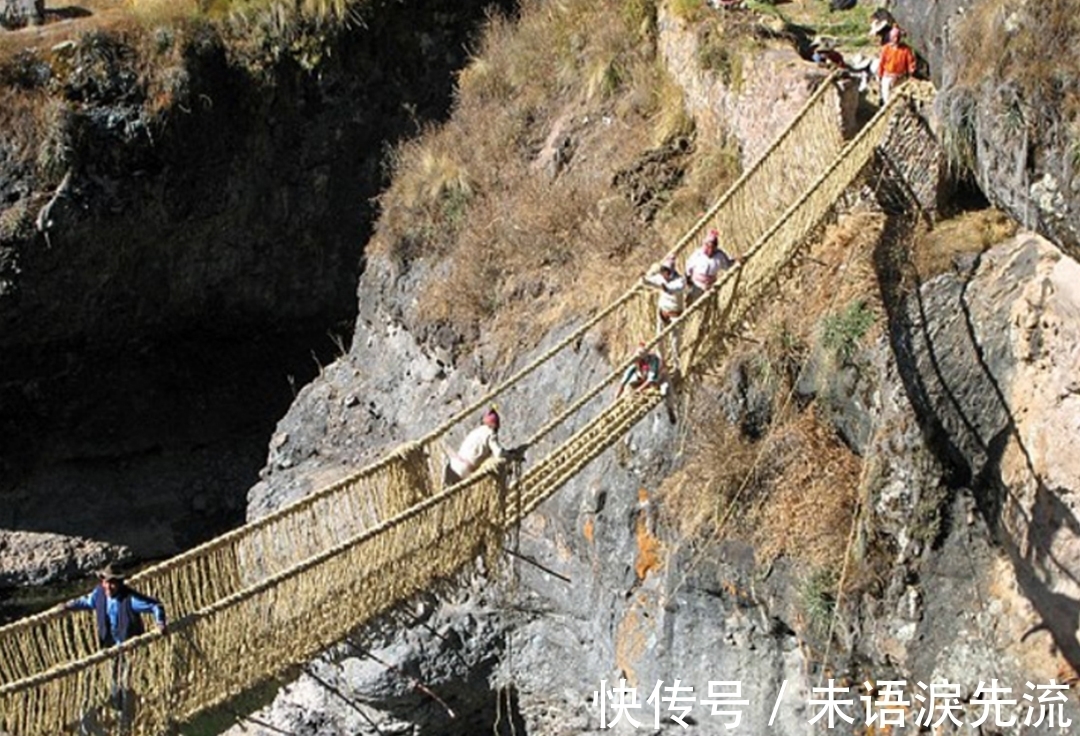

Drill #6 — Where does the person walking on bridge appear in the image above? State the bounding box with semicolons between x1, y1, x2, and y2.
685;229;737;305
444;407;506;487
641;255;686;358
878;26;916;103
54;563;166;726
55;564;167;647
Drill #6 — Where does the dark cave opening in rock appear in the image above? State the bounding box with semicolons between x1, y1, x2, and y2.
0;321;351;617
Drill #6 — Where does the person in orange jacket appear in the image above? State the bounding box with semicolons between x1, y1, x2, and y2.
878;26;917;103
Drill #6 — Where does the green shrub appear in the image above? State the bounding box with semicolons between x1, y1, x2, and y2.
621;0;657;39
800;566;839;639
821;300;874;363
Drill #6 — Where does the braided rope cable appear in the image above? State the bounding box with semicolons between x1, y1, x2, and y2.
419;72;846;449
0;82;933;735
512;392;661;520
0;439;432;686
0;464;504;735
665;84;928;607
0;72;851;690
660;71;844;263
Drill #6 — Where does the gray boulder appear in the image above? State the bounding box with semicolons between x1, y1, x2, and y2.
0;0;43;29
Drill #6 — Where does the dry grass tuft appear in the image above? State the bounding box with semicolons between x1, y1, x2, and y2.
371;0;744;360
659;417;761;542
660;402;859;574
668;0;706;24
0;87;52;166
621;0;657;41
642;64;695;148
130;0;201;25
954;0;1080;120
913;207;1017;279
749;410;860;570
394;143;474;226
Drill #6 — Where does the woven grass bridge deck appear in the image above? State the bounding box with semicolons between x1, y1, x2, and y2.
0;74;937;736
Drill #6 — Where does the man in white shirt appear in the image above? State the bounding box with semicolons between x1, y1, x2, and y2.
685;229;737;304
444;408;505;487
641;255;686;358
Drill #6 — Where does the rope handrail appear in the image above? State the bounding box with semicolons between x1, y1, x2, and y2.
661;70;843;262
503;82;934;524
414;71;847;445
0;70;853;691
0;439;432;684
0;464;506;733
0;80;937;736
522;240;749;452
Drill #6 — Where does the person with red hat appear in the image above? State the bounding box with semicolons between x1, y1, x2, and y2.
641;254;686;357
685;229;737;305
443;407;506;487
615;344;677;424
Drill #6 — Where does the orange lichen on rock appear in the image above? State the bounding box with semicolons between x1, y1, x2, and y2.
614;598;650;687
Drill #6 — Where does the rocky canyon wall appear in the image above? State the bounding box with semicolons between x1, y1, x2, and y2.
0;0;509;585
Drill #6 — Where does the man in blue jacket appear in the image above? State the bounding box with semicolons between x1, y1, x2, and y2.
56;563;167;647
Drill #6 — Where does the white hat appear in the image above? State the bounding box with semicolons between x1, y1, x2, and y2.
869;18;890;36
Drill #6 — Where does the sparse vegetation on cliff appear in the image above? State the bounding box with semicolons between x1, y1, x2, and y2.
945;0;1080;178
371;0;745;360
0;0;377;186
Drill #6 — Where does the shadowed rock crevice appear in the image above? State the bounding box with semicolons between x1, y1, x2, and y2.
0;0;515;583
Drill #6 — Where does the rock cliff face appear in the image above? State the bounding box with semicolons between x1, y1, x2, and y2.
0;0;508;579
896;235;1080;685
231;13;1079;731
893;0;1080;261
238;221;1080;734
855;233;1080;724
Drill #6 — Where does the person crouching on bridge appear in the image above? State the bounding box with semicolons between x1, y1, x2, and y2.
615;344;677;424
55;563;167;647
685;229;737;305
444;407;505;487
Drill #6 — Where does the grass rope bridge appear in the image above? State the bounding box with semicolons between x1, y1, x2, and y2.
0;74;937;736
